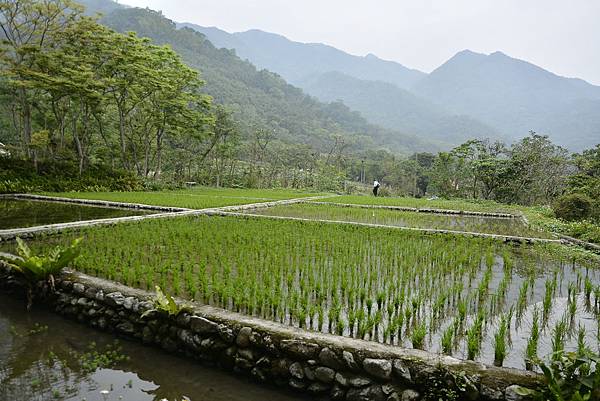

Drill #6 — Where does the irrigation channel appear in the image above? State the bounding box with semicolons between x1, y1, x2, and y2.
0;294;311;401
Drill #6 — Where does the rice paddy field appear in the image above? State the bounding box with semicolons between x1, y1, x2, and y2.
38;187;325;209
318;195;520;214
246;203;552;238
6;214;600;370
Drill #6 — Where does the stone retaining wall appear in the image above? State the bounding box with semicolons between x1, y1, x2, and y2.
0;269;541;401
557;234;600;254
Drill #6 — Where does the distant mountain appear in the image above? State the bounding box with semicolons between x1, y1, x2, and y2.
178;23;426;90
413;50;600;150
77;0;438;154
299;71;501;146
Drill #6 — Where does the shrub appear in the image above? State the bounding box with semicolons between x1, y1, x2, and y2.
553;193;594;222
515;350;600;401
0;158;144;193
0;237;82;309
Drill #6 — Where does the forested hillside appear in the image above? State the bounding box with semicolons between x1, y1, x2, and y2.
299;71;501;146
95;5;435;154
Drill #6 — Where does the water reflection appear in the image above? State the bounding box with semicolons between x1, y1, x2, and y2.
0;295;310;401
0;199;151;230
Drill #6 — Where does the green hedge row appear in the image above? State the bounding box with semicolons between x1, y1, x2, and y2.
0;158;143;193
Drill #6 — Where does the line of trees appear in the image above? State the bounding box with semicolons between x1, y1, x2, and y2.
357;133;599;208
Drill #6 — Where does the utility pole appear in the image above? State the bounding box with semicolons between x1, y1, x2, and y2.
361;160;365;184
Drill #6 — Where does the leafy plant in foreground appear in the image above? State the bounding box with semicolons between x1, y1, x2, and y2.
515;351;600;401
0;237;82;309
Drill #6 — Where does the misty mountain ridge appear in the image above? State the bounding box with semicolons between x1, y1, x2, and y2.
177;23;426;90
187;23;600;151
299;71;502;145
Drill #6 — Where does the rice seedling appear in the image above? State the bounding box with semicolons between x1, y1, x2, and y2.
411;322;427;350
466;312;485;361
493;314;509;366
551;319;568;360
542;279;555;325
466;327;481;361
516;280;529;318
441;325;454;354
584;277;593;305
525;307;540;370
577;325;588;356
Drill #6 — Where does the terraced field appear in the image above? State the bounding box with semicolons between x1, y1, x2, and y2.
6;213;598;369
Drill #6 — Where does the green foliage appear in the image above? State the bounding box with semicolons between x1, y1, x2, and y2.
553;194;594;222
0;158;143;193
429;134;570;205
0;236;82;309
0;0;212;179
142;286;191;318
422;367;474;401
0;237;81;283
516;351;600;401
78;341;129;374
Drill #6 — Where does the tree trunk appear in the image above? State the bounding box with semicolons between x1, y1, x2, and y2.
18;87;32;158
118;106;128;170
72;113;84;176
154;128;163;180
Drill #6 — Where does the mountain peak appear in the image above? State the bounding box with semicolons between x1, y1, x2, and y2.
454;49;484;57
490;50;508;58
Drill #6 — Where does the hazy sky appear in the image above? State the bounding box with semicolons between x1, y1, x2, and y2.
118;0;600;85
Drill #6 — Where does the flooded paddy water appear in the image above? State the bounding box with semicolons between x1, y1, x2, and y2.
0;294;311;401
245;203;551;238
0;198;151;230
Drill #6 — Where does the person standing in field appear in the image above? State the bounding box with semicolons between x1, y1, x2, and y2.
373;180;380;196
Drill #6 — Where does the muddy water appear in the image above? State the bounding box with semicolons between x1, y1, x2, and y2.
0;295;310;401
0;199;151;230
